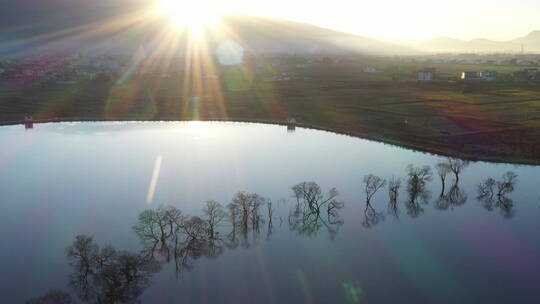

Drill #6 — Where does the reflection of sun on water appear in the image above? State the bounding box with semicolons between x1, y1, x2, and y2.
155;0;221;37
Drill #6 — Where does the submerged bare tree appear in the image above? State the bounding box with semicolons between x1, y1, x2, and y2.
228;192;266;232
266;201;275;240
405;165;433;218
477;171;518;218
359;174;387;228
434;159;470;210
289;182;344;239
435;162;451;197
202;200;226;239
388;177;401;203
292;182;341;215
173;216;223;275
478;178;497;198
133;206;184;258
66;235;161;304
496;171;518;197
363;174;387;204
226;192;268;247
446;158;469;183
386;177;402;219
435;183;468;210
406;165;432;194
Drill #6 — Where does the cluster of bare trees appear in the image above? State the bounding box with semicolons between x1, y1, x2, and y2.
26;163;526;302
63;235;162;304
434;159;468;211
360;163;436;227
130;183;345;278
289;182;344;238
359;157;520;228
29;182;344;304
477;172;519;218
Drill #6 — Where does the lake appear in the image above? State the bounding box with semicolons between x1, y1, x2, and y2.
1;121;539;304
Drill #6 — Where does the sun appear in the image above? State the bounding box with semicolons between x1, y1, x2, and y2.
155;0;221;35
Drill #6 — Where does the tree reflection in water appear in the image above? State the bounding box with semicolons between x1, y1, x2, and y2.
361;174;387;228
405;164;432;218
289;182;345;238
434;159;468;211
477;171;519;218
24;170;530;303
130;183;346;279
64;235;161;304
387;177;402;219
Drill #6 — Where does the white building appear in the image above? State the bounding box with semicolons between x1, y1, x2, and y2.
362;66;377;73
417;70;434;81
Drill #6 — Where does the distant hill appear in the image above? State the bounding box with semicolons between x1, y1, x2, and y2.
414;31;540;53
0;7;419;57
214;16;420;55
510;30;540;51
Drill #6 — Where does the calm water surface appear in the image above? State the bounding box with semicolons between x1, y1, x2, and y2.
1;122;539;303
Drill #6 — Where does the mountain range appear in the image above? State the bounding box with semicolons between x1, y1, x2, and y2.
0;1;539;56
0;13;419;57
414;31;540;53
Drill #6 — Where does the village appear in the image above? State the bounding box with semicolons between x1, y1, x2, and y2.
1;51;540;86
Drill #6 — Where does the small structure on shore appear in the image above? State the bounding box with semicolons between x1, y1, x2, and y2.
287;117;297;132
24;114;33;129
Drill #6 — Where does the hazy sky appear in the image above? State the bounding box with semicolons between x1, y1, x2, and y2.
198;0;540;41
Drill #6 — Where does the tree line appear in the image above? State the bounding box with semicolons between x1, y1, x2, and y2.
26;157;524;303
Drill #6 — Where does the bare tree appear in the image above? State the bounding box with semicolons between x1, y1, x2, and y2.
386;176;402;219
405;165;432;218
363;174;387;204
477;172;518;218
66;235;99;278
477;178;497;198
435;162;451;196
202;200;225;239
435;183;468;210
292;182;340;214
229;192;267;232
406;165;432;190
327;199;345;220
497;171;518;196
289;182;344;239
266;201;275;240
266;201;274;223
181;216;209;241
161;206;184;237
133;207;176;249
65;235;161;304
446;158;469;183
388;177;401;203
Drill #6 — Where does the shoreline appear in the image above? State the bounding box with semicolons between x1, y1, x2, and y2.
3;117;539;166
